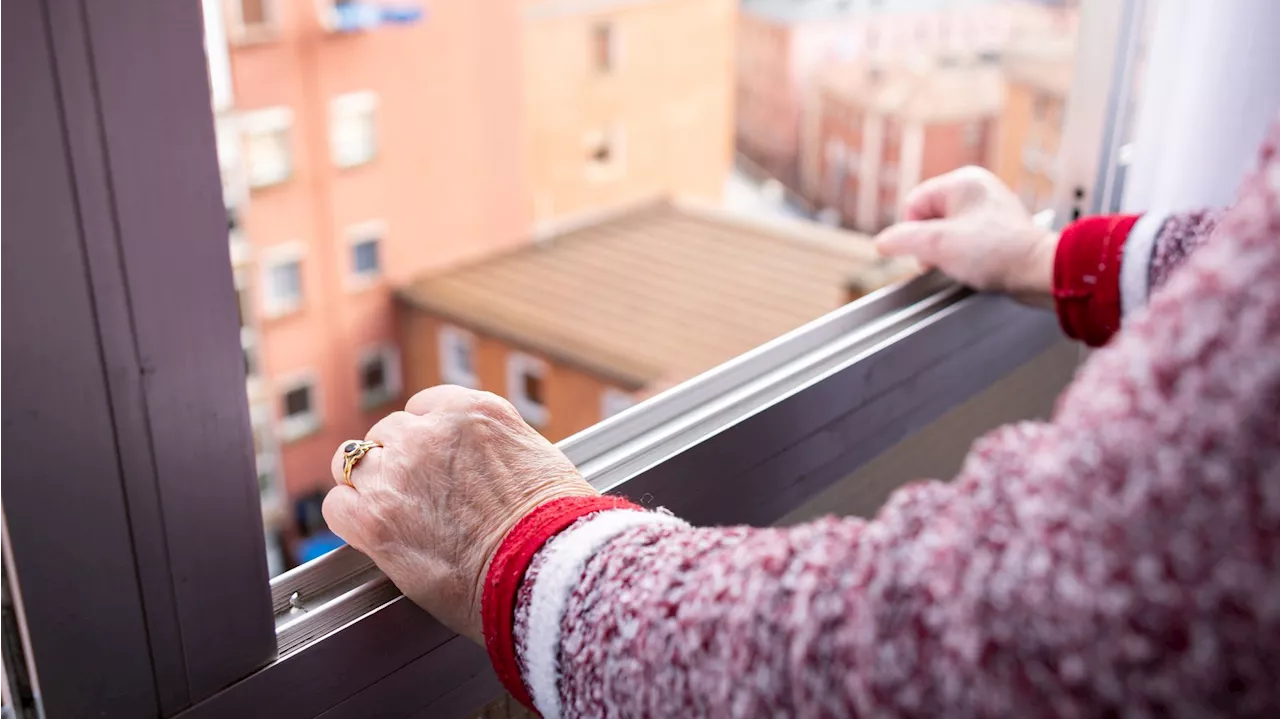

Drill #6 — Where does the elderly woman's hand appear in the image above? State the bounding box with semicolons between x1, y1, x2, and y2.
322;385;598;643
874;166;1057;303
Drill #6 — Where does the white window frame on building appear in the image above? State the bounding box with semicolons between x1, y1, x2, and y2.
506;352;549;428
261;242;306;318
358;344;402;410
438;324;479;388
591;20;619;73
277;371;322;443
228;0;278;43
241;106;294;188
584;125;627;182
13;1;1262;718
600;387;635;420
329;91;379;169
346;219;386;287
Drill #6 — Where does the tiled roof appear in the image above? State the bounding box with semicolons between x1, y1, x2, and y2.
821;60;1005;122
399;200;915;388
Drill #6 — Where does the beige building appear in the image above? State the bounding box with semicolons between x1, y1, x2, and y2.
521;0;737;225
992;49;1074;211
398;201;916;442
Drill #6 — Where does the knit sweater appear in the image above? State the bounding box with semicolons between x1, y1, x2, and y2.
482;126;1280;718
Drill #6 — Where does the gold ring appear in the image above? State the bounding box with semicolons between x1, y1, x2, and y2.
341;439;381;488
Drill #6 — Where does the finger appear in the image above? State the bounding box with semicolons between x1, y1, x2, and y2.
365;411;415;445
321;486;364;549
403;384;479;416
899;166;987;222
330;438;385;490
874;220;946;262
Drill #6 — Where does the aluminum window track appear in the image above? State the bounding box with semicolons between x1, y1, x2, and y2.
267;272;1055;653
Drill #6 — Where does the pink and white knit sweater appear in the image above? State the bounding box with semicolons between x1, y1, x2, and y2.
484;128;1280;718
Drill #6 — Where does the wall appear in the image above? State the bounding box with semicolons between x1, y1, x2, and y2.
993;79;1063;210
230;1;532;499
524;0;735;223
735;11;797;186
400;309;627;444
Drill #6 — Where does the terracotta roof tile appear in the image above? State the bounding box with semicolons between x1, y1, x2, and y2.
399;200;916;388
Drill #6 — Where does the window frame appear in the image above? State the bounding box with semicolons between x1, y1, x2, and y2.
3;0;1145;716
277;371;323;442
228;0;279;45
583;125;627;181
506;351;550;428
241;106;294;189
438;324;479;388
358;344;403;410
346;218;385;287
328;90;380;169
261;241;305;318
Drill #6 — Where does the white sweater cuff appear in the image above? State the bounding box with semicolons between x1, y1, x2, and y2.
523;509;688;719
1120;212;1167;316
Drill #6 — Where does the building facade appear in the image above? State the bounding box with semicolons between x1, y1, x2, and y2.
207;0;532;564
521;0;736;225
737;0;1075;193
991;50;1074;211
805;61;1003;233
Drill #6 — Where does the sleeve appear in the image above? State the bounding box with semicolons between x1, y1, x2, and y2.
482;127;1280;718
1053;208;1223;347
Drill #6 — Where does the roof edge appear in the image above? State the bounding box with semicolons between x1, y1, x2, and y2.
395;290;657;392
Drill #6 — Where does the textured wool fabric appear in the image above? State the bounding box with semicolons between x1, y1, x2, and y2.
502;126;1280;717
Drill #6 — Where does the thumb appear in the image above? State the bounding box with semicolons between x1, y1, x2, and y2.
874;220;946;263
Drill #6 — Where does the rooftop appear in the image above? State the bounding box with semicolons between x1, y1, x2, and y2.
399;200;915;389
821;59;1005;122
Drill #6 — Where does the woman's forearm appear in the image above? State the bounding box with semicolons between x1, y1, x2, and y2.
492;132;1280;717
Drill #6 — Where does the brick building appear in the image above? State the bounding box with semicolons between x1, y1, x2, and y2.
522;0;736;225
207;0;532;564
991;49;1075;211
398;201;916;442
736;0;1072;192
803;60;1003;233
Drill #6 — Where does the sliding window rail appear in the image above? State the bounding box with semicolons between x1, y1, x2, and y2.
234;274;1064;716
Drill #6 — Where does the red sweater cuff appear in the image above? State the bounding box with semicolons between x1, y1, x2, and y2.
481;494;644;711
1053;214;1140;347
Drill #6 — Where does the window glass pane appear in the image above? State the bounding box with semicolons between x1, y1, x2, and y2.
283;385;311;417
200;0;1086;578
352;238;379;275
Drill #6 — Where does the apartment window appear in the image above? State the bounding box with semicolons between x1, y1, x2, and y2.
330;91;379;168
359;345;402;409
601;387;635;420
585;127;626;180
347;220;385;284
242;107;293;188
262;244;304;317
438;325;478;388
507;352;548;427
232;0;277;41
592;22;616;72
278;375;320;441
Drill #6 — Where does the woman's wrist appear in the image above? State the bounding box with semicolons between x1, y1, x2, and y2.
1007;229;1059;308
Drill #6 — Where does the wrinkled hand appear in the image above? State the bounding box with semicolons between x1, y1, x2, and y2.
324;386;598;643
875;166;1057;303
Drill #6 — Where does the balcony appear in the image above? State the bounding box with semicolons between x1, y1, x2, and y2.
325;1;424;34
